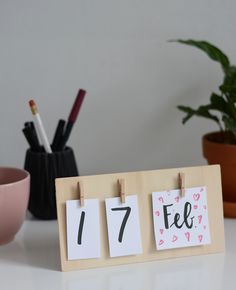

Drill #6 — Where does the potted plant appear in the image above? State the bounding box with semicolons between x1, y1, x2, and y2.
172;39;236;218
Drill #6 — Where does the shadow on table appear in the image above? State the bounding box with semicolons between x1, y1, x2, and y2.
0;219;60;271
59;253;226;290
0;227;227;290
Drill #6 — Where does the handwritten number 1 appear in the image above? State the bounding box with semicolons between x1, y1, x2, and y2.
111;207;131;243
77;211;85;245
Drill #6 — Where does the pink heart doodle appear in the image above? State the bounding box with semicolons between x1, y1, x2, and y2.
194;205;198;210
193;193;200;201
159;197;164;203
159;239;164;246
155;211;160;217
198;215;202;224
160;229;164;235
172;235;178;242
198;235;203;242
203;205;207;210
175;196;180;203
185;232;190;242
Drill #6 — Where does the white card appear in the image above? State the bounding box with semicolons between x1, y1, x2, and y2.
105;195;142;257
66;199;101;260
152;186;211;250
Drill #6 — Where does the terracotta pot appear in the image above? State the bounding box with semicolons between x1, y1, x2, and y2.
202;131;236;218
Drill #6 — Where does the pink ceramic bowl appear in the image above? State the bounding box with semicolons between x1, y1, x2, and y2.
0;167;30;245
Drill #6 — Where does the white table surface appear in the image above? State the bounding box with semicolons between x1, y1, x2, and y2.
0;218;235;290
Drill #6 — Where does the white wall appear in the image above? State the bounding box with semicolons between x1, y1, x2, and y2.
0;0;235;175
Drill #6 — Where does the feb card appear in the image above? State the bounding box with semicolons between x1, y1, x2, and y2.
152;186;211;250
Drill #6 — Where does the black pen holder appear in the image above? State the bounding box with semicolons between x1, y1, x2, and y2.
24;147;78;220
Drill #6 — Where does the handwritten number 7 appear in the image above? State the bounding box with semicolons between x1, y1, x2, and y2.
111;207;131;243
77;211;85;245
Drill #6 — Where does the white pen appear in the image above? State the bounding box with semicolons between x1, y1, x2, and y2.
29;99;52;153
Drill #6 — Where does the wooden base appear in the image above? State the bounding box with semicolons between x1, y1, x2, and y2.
56;165;225;271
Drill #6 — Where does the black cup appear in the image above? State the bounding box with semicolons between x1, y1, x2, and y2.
24;147;78;220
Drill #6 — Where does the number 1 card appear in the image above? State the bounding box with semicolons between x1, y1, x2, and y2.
66;199;101;260
105;195;142;257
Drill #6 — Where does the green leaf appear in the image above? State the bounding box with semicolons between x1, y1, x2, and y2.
210;93;226;111
196;105;221;124
177;105;195;124
222;116;236;136
177;104;221;129
170;39;230;73
220;65;236;101
220;84;236;97
210;93;235;117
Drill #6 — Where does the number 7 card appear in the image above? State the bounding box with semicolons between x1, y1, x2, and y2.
105;195;143;257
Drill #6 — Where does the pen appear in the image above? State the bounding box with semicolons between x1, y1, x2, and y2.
51;119;65;151
57;89;86;150
29;100;52;153
24;121;41;150
22;126;41;152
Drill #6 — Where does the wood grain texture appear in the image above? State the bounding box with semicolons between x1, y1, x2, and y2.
55;165;225;272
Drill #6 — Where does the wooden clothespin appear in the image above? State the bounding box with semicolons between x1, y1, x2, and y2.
118;179;126;204
77;181;84;207
179;172;185;197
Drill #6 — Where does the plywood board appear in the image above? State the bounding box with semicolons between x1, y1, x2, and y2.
55;165;224;271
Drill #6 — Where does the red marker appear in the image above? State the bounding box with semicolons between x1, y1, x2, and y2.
57;89;86;150
68;89;86;123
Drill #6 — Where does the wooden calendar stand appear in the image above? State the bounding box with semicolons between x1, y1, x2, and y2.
55;165;225;271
